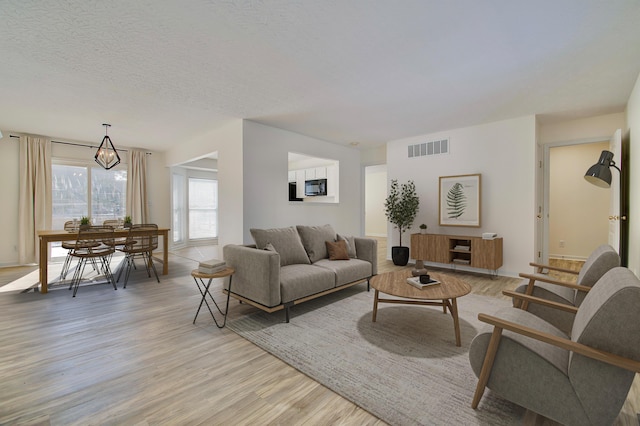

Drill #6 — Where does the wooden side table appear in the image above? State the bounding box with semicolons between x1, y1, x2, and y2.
191;267;235;328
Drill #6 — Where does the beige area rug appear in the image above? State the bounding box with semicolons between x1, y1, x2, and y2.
227;284;524;426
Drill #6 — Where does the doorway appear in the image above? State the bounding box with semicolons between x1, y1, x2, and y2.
364;165;387;238
545;142;610;261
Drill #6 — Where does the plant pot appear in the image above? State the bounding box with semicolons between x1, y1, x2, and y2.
391;246;410;266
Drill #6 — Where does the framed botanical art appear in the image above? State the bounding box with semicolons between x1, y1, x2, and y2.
439;174;481;227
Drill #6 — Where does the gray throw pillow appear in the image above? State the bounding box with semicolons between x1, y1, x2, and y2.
337;234;357;258
250;227;311;266
296;224;337;263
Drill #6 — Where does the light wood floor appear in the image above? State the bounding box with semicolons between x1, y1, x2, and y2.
0;241;637;425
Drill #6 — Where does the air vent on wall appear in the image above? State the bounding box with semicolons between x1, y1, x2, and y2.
408;138;449;158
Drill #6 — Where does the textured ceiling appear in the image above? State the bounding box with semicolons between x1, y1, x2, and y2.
1;1;640;152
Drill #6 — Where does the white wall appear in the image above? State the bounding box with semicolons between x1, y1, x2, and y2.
538;112;625;144
626;72;640;276
242;120;362;244
365;165;387;236
549;142;609;259
0;132;170;266
165;120;244;247
387;116;537;277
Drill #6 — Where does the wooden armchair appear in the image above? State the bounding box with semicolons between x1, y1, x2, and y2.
470;267;640;426
513;244;619;334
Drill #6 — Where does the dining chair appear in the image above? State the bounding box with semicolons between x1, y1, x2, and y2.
102;219;127;255
116;224;160;288
59;220;78;280
68;226;117;297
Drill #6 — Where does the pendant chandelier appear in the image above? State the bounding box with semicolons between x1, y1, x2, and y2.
95;123;121;170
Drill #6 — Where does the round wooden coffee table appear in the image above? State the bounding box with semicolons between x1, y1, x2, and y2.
371;269;471;346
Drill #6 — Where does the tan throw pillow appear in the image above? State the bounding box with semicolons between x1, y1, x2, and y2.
326;240;349;260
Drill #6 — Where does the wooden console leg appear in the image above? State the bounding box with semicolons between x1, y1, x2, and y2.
372;290;379;322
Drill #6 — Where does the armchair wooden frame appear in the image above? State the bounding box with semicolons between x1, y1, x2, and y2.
517;261;591;311
471;289;640;409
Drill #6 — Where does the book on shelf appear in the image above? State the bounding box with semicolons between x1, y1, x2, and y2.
454;245;470;251
452;258;470;265
406;276;440;289
198;258;226;274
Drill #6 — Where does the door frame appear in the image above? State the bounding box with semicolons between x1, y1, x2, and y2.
539;137;609;264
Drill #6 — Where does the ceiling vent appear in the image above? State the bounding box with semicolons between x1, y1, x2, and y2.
408;138;449;158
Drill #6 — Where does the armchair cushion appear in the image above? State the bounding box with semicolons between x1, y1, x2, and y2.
573;244;620;306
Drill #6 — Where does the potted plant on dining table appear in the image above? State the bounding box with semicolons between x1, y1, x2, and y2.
124;215;132;228
79;216;91;230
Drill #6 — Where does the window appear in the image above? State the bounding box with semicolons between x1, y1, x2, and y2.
172;173;185;244
188;178;218;240
51;163;127;257
171;170;218;246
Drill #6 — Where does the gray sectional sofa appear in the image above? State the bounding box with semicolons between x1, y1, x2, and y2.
223;224;377;322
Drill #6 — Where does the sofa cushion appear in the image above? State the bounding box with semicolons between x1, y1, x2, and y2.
314;258;372;286
250;227;310;266
280;264;335;303
296;224;337;263
326;240;349;260
337;234;357;258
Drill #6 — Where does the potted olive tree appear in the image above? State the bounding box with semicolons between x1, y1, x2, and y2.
384;179;419;266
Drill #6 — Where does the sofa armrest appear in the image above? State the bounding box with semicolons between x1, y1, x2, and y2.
354;237;377;275
223;244;282;307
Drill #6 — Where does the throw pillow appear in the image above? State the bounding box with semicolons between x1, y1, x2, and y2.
250;227;311;266
337;234;357;258
326;240;349;260
296;224;337;263
264;242;277;252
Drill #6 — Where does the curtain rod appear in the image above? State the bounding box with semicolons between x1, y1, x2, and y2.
8;134;152;155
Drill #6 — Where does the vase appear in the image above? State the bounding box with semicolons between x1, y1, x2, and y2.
391;246;410;266
412;259;428;276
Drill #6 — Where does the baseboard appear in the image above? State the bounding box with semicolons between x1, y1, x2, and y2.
548;254;588;262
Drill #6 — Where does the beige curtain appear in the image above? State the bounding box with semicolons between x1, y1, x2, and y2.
127;149;148;224
18;136;52;264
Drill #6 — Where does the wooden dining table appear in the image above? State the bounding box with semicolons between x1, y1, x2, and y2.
37;227;170;293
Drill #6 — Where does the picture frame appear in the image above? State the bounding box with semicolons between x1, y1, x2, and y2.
439;174;481;227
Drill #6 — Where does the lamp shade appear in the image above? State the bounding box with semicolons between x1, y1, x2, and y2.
584;150;614;188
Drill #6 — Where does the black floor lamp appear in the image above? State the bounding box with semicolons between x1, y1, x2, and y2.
584;150;628;266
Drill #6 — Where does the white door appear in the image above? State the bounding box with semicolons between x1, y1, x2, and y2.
608;129;622;252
